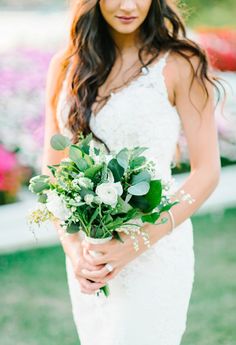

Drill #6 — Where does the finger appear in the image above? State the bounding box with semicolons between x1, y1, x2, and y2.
79;277;104;293
82;259;104;272
81;265;112;279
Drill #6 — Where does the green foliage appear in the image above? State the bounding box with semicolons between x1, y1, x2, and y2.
84;164;103;179
107;158;124;182
66;223;80;233
129;156;146;170
129;179;162;213
116;148;129;170
141;212;160;224
28;133;176;243
69;145;82;161
182;0;236;28
127;181;150;196
50;134;71;151
29;175;50;194
131;170;151;185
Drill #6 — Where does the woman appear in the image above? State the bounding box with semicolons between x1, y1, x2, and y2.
42;0;221;344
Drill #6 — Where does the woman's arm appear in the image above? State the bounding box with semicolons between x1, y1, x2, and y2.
147;51;221;244
42;51;105;294
42;51;83;260
80;52;221;283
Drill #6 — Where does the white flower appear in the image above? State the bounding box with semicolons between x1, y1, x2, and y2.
84;194;94;205
46;190;72;221
75;195;82;203
95;182;123;208
78;177;93;189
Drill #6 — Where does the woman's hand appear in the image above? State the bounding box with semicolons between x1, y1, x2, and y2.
66;240;107;295
80;226;150;285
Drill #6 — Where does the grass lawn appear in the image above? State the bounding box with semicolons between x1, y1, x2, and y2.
0;207;235;345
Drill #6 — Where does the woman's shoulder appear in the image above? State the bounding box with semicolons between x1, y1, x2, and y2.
46;49;69;106
47;49;69;79
167;48;203;81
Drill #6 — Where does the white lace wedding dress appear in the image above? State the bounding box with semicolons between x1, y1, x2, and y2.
56;51;195;345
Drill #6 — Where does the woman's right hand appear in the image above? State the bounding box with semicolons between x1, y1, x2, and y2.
67;240;106;295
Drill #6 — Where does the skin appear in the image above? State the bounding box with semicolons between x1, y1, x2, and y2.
42;0;220;295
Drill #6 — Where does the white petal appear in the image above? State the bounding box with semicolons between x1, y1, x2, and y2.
113;182;123;196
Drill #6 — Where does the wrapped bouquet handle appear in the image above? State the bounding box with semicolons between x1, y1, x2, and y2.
83;233;113;297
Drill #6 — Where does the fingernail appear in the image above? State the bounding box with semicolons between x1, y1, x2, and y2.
82;269;87;274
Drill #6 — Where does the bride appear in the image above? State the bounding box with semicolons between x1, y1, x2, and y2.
42;0;221;344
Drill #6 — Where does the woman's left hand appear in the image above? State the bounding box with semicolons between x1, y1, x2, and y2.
80;227;149;284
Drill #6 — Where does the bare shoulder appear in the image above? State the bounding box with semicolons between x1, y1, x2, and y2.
47;49;68;81
167;49;203;83
46;49;68;105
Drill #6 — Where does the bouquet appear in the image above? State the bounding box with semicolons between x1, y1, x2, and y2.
28;133;178;297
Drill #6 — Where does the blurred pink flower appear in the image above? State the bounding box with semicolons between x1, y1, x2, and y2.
0;144;18;173
0;145;22;195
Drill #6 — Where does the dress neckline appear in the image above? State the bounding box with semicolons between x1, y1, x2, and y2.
91;51;170;120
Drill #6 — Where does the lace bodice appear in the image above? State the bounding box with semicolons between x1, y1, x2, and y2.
56;51;182;181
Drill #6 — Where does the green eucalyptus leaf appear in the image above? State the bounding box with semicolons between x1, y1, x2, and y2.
130;156;146;170
69;145;82;161
131;170;151;185
128;181;150;196
116;148;129;170
31;181;50;194
76;158;88;171
50;134;71;150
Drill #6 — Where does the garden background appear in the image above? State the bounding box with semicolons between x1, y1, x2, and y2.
0;1;236;344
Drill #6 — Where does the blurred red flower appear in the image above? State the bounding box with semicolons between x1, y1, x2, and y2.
197;28;236;71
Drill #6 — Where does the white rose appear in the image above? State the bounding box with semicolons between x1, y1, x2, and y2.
46;190;71;221
95;182;123;208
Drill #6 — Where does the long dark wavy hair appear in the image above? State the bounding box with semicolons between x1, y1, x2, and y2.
53;0;222;151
